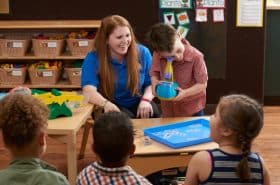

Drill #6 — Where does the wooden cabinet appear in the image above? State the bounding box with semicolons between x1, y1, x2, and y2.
0;20;100;89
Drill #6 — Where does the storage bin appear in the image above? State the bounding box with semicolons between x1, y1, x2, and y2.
64;67;81;86
0;39;30;56
67;39;93;56
32;39;64;57
28;67;61;85
0;67;27;85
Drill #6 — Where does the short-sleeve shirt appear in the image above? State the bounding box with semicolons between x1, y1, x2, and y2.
76;161;152;185
149;39;208;117
81;44;152;108
0;158;69;185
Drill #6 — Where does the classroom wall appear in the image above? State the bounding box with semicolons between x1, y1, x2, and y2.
0;0;266;106
264;10;280;104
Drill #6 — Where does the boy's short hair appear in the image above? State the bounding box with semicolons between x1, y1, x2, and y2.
146;23;177;52
93;112;134;163
0;93;49;148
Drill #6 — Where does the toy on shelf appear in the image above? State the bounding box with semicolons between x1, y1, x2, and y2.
32;88;84;119
156;56;179;100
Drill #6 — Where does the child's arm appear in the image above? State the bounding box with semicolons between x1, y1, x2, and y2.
184;151;211;185
260;156;271;185
173;82;207;101
151;76;160;96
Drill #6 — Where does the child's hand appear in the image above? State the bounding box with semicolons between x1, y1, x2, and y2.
173;87;186;101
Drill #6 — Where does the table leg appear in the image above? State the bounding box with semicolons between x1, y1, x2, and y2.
67;132;77;185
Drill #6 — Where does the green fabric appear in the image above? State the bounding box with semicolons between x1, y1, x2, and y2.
0;158;69;185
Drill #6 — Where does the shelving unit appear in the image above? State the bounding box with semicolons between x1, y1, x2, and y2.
0;20;101;89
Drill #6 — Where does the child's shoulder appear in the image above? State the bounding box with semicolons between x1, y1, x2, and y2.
190;150;211;165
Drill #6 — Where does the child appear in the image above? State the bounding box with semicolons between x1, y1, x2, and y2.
0;93;69;185
76;112;152;185
146;23;208;117
184;94;270;185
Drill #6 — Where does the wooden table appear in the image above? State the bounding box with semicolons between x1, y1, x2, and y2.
128;117;219;176
47;104;93;185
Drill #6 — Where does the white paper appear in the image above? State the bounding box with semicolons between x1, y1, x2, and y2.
12;42;23;48
78;40;89;47
236;0;264;27
47;42;57;48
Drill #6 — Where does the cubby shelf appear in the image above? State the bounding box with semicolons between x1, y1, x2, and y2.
0;20;101;89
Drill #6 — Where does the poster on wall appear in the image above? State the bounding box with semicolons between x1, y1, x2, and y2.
160;0;192;9
196;0;226;8
236;0;264;27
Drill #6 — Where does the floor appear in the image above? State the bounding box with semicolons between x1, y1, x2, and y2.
0;106;279;184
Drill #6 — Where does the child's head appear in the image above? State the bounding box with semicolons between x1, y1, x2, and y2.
92;111;135;166
0;93;49;157
146;23;185;61
211;94;263;180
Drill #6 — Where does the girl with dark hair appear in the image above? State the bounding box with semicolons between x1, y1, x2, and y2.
184;94;270;185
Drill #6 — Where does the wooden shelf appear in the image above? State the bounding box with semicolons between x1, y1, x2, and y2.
0;53;85;60
0;20;101;29
0;80;81;89
0;20;100;90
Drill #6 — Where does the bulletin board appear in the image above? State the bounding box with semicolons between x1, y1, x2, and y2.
159;0;227;79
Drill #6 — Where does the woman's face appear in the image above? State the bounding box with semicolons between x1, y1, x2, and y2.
158;37;184;62
107;26;132;61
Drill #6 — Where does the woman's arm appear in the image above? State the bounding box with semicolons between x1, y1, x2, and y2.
137;85;154;118
83;85;120;112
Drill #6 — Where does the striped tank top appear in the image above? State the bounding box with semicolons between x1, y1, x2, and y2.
200;149;264;185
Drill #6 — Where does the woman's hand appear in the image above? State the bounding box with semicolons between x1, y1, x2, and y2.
103;101;120;113
137;101;153;118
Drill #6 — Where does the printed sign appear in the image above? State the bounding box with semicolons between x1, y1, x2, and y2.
213;9;225;22
177;25;189;38
160;0;192;9
195;8;208;22
196;0;226;8
176;11;190;25
163;12;176;24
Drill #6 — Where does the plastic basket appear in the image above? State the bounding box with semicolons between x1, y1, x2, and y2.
0;39;30;56
64;67;81;86
67;39;93;56
0;67;27;85
32;39;64;57
28;67;61;85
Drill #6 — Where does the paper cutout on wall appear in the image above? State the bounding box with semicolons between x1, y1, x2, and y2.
163;12;176;24
213;9;224;22
176;25;189;38
195;8;208;22
159;0;192;9
176;11;190;25
196;0;226;8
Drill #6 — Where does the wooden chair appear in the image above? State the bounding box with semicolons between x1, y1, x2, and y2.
78;105;103;159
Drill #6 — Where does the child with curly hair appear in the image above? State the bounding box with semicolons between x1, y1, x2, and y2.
0;93;69;185
184;94;270;185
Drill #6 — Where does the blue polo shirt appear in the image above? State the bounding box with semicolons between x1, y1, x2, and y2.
81;44;152;108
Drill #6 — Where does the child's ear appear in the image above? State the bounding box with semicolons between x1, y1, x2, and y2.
129;144;136;157
221;127;234;137
38;132;46;146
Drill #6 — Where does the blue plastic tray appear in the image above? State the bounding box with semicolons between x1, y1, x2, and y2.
143;118;212;149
